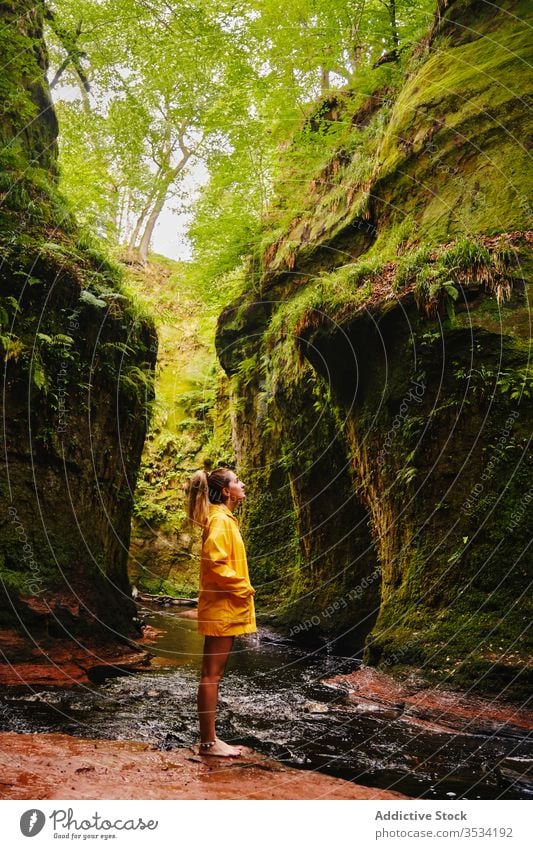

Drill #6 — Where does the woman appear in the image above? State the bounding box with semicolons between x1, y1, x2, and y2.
187;467;255;757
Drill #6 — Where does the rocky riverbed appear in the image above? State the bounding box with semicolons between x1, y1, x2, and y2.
1;605;531;800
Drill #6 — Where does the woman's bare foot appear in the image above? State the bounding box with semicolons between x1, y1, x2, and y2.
199;738;242;757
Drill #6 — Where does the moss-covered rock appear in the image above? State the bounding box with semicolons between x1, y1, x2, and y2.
0;1;156;642
216;0;532;696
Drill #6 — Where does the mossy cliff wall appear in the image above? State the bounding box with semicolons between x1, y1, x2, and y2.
217;0;532;694
0;1;156;642
0;0;58;174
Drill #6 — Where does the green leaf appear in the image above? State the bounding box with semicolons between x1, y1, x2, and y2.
31;355;48;392
79;290;107;309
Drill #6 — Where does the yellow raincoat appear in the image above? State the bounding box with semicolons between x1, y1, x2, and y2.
198;503;256;636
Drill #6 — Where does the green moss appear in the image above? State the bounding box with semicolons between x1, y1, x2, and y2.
359;316;532;694
374;8;532;239
241;469;299;603
255;0;531;289
135;574;197;598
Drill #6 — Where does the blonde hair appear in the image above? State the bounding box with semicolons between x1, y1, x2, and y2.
187;467;234;528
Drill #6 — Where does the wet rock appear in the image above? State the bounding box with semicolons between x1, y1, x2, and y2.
344;696;403;721
497;757;533;793
323;667;533;739
6;691;64;705
215;0;532;697
0;732;409;800
303;701;329;714
1;10;157;671
0;628;151;688
138;593;198;607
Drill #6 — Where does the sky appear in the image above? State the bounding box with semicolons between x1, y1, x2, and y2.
151;200;193;260
148;159;209;260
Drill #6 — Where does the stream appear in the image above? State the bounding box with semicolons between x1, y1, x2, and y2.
1;603;531;800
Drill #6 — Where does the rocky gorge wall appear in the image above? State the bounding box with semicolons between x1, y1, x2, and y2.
0;1;156;654
216;0;532;696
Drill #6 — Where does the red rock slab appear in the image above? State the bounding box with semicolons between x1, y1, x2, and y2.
0;629;150;687
324;667;533;736
0;732;408;801
175;608;198;620
136;624;166;642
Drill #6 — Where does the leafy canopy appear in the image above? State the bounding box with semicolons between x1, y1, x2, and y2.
47;0;434;280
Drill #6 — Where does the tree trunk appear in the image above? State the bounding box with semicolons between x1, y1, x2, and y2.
349;2;366;74
137;185;169;264
115;188;126;243
124;180;161;262
389;0;399;49
320;44;333;94
128;196;153;250
44;6;91;112
351;43;363;70
125;152;175;261
136;151;192;263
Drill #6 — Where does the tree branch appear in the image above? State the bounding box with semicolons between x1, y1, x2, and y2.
44;4;91;95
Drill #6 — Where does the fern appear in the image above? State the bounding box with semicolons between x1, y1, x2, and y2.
79;290;107;309
31;354;48;393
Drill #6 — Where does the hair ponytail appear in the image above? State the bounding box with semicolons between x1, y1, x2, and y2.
187;469;210;529
187;467;235;529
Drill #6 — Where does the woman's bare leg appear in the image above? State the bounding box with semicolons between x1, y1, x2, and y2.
197;635;241;756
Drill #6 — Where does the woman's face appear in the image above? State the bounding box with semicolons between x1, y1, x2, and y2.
224;472;246;504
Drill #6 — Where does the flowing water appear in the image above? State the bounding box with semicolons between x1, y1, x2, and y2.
1;603;531;800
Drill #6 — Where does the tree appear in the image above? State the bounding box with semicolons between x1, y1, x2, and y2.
186;0;435;285
46;0;244;261
45;0;434;268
